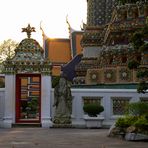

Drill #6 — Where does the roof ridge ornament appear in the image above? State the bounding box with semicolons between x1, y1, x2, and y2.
22;24;36;38
66;15;75;35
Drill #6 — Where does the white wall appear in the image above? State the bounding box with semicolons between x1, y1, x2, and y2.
1;87;148;128
0;89;5;127
51;88;148;128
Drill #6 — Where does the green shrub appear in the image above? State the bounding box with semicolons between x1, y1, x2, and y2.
137;70;148;78
115;116;138;128
115;102;148;134
127;102;148;116
83;103;104;117
115;117;128;128
134;116;148;130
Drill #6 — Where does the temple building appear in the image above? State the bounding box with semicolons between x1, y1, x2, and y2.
63;0;148;127
43;27;83;76
73;0;148;86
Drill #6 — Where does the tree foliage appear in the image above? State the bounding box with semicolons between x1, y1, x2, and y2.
0;39;18;63
128;21;148;93
128;60;140;69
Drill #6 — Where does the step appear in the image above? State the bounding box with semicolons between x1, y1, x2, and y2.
12;123;41;128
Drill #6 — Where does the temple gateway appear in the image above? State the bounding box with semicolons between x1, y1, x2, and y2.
1;24;52;128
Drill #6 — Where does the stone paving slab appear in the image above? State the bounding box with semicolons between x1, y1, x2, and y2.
0;128;148;148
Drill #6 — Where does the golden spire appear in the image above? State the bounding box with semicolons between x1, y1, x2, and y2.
66;15;75;36
22;24;36;38
66;15;71;32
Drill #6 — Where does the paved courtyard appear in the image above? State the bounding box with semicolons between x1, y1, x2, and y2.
0;128;148;148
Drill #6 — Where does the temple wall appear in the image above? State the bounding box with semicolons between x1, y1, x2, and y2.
0;87;148;128
51;88;148;128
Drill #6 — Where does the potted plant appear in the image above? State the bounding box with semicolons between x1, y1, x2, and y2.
83;103;104;128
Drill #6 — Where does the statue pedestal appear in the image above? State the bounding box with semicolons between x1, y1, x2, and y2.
52;124;72;128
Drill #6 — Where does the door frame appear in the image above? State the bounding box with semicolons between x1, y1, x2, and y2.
15;74;41;123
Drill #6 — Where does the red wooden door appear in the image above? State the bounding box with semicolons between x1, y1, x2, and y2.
16;74;41;123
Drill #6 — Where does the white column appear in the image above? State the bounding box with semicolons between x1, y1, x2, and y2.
3;75;15;128
41;75;52;128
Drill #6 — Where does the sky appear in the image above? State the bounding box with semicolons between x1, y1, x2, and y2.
0;0;87;45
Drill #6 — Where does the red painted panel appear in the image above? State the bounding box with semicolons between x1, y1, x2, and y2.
15;74;41;123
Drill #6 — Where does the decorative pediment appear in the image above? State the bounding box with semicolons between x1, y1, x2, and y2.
3;25;51;75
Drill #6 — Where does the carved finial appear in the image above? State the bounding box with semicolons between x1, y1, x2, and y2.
80;20;86;30
22;24;36;38
66;15;71;31
66;15;75;36
40;21;45;36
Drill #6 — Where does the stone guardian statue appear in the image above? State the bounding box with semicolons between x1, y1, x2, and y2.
53;76;72;124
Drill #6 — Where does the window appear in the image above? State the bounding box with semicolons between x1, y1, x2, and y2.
83;96;101;105
111;97;131;115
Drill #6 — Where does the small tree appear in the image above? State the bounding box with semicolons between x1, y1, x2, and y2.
0;39;18;63
128;20;148;93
